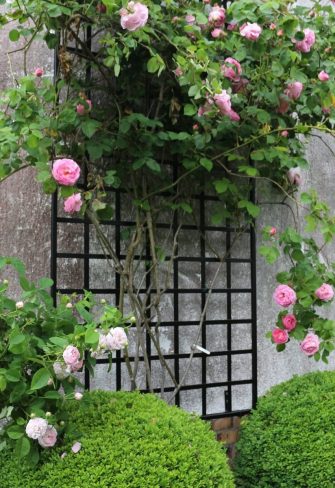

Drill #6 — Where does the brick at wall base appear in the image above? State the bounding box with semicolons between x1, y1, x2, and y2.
211;416;246;460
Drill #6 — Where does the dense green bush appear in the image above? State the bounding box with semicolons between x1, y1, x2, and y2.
234;371;335;488
0;390;234;487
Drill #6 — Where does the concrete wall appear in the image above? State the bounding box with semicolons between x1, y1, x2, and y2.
1;25;334;414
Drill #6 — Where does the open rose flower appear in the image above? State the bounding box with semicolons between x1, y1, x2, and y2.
284;81;303;100
300;332;320;356
214;90;240;121
221;57;242;81
208;5;225;27
240;22;262;41
63;345;81;366
106;327;128;351
211;28;224;39
120;2;148;31
52;159;81;186
38;425;58;448
70;359;84;373
318;71;329;82
273;284;296;307
64;193;83;214
282;314;297;331
272;328;289;344
315;283;334;302
26;418;48;440
294;28;316;53
287;167;302;186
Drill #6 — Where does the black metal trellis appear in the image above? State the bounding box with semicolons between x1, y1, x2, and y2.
51;24;257;421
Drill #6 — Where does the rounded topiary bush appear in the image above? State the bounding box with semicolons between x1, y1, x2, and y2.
0;390;234;488
235;371;335;488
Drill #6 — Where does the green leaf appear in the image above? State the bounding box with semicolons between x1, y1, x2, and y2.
85;328;99;345
9;29;20;42
184;104;197;116
238;200;260;218
38;277;54;289
43;390;62;399
81;120;101;139
49;336;69;347
200;158;213;172
15;436;30;458
7;425;24;440
214;179;230;194
31;368;51;390
259;245;280;264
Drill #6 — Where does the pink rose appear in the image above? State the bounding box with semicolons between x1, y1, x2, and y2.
214;90;240;121
295;28;316;53
273;284;296;307
287;167;302;186
269;227;277;236
185;14;196;25
300;332;320;356
221;57;242;81
26;418;48;440
282;314;297;331
227;22;238;31
269;23;276;30
52;159;81;186
120;2;148;31
211;28;224;38
284;81;303;100
240;22;262;41
281;130;289;137
318;71;329;82
315;283;334;301
35;68;43;77
272;328;289;344
228;109;240;122
76;99;92;115
71;441;82;454
63;345;81;366
70;359;84;372
106;327;128;351
38;425;57;448
208;6;226;27
64;193;83;214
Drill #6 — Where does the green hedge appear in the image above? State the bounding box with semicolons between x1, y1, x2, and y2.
0;390;234;488
235;371;335;488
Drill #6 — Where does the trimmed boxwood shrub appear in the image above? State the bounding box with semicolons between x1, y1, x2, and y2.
234;371;335;488
0;390;234;487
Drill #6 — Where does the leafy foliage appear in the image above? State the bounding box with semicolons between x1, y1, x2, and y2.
0;390;235;487
234;371;335;487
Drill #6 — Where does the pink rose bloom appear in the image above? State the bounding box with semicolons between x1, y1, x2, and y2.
120;2;148;31
277;29;283;37
106;327;128;351
282;314;297;331
269;23;276;30
35;67;43;77
214;90;232;114
71;441;82;453
315;283;334;301
295;28;316;53
185;14;196;24
318;71;329;82
287;167;302;186
269;227;277;236
227;22;237;31
64;193;83;214
38;425;57;448
300;332;320;356
63;345;81;366
70;359;84;372
26;418;48;440
272;328;289;344
240;22;262;41
281;130;289;137
277;95;290;114
76;99;92;115
52;159;81;186
273;284;296;307
284;81;303;100
208;6;226;27
211;28;224;38
228;109;240;122
221;57;242;81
